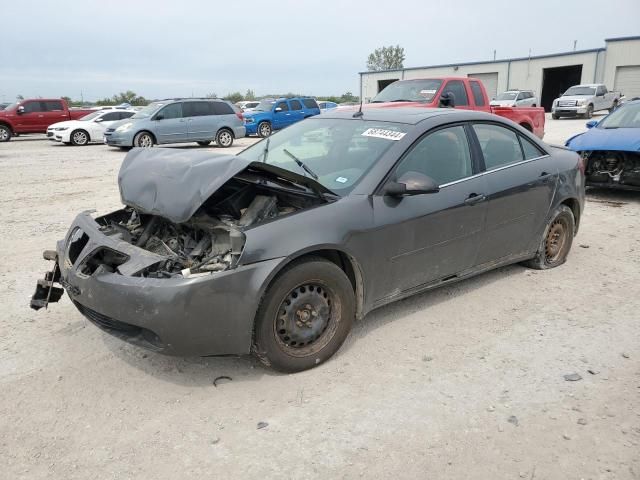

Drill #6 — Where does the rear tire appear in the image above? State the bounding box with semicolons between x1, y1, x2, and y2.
133;131;154;148
70;129;90;146
215;129;234;148
253;258;355;373
551;114;559;120
258;121;272;138
197;140;211;146
523;205;575;270
0;124;12;142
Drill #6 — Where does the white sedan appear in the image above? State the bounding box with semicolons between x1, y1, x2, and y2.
47;109;135;145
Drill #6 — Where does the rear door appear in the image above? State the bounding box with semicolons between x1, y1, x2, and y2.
371;124;488;295
471;122;558;265
184;101;217;141
288;99;305;123
272;101;292;129
153;102;187;144
42;100;67;127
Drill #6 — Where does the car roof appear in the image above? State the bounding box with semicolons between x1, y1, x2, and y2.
319;107;498;124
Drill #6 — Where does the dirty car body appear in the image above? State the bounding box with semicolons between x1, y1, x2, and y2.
565;100;640;191
32;108;584;367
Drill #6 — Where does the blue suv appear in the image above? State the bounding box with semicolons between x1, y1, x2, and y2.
243;97;320;137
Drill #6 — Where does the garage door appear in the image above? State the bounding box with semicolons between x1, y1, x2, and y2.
614;66;640;99
468;73;499;100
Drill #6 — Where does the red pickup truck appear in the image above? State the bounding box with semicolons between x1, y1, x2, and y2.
365;77;546;139
0;99;94;142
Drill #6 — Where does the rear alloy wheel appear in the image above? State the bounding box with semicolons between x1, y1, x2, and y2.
197;140;211;146
253;258;355;372
70;129;89;146
0;125;12;142
584;105;594;119
258;121;272;138
215;129;233;148
523;205;575;270
134;131;154;148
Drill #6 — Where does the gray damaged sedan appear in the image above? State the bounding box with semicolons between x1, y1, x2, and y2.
31;108;585;372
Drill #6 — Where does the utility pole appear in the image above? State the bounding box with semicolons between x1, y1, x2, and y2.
573;40;577;51
493;49;496;61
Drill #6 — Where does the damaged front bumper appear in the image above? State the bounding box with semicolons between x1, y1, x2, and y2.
30;211;283;356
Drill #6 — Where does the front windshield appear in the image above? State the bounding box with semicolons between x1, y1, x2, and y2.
597;103;640;129
564;86;595;96
238;118;410;195
371;79;443;103
131;102;164;119
79;111;103;121
254;100;275;112
496;92;518;100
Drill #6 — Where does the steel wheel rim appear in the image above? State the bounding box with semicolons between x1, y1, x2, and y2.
274;283;339;356
260;124;270;136
73;131;87;144
219;131;232;146
138;134;152;147
545;218;568;263
0;128;8;141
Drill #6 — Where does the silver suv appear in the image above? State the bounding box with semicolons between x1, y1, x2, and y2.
105;98;246;148
490;90;538;107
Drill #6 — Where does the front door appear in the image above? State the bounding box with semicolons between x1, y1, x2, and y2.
16;101;47;131
471;122;558;265
153;103;187;144
371;124;488;298
272;101;293;130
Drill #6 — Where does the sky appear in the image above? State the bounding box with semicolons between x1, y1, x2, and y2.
1;0;639;102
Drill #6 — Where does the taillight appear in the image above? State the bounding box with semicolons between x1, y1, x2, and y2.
236;112;244;121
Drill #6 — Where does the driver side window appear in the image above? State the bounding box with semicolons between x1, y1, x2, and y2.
395;126;473;186
158;103;182;120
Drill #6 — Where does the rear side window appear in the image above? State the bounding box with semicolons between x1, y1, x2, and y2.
442;80;469;106
519;136;544;159
276;101;289;111
470;81;485;106
473;123;524;170
289;100;303;111
183;101;213;117
23;102;44;113
302;98;319;109
120;112;135;120
212;102;235;115
45;101;63;111
158;103;183;120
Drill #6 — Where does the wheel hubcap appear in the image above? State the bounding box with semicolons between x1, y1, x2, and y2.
0;128;8;140
73;131;87;144
260;124;270;136
139;135;152;147
545;219;567;262
276;284;332;349
219;132;232;146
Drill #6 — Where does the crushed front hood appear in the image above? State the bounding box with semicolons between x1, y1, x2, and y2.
118;148;334;224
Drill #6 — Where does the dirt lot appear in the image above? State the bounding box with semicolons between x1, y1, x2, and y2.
1;114;639;480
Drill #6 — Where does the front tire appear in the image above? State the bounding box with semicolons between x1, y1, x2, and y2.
0;124;12;142
258;121;272;138
70;129;89;146
523;205;575;270
133;131;154;148
215;129;234;148
551;113;559;120
253;258;355;372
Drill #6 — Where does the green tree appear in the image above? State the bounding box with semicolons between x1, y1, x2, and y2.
366;45;405;71
245;89;256;101
340;91;357;103
224;92;244;104
16;94;24;100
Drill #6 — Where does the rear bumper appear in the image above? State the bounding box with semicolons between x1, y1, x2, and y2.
232;125;247;138
31;211;284;356
244;122;258;135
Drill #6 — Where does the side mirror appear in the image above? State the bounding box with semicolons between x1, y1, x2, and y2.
585;120;598;129
17;106;25;114
384;172;440;197
274;107;282;113
95;117;104;122
438;93;455;108
154;114;164;121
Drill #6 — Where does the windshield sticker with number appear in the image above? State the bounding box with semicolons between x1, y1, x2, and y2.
361;128;406;141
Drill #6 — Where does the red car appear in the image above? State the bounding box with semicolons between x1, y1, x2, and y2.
0;99;94;142
364;77;545;139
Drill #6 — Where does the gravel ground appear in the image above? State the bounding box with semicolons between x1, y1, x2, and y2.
1;114;639;480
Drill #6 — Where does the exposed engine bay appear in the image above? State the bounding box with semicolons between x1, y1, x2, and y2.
583;150;640;188
95;175;326;278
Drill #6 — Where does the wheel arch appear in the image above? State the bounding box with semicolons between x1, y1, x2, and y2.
71;127;91;141
135;129;157;144
519;122;532;132
216;126;235;137
559;197;581;234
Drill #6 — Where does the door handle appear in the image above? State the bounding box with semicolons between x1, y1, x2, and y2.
464;193;486;205
540;171;550;177
38;115;44;118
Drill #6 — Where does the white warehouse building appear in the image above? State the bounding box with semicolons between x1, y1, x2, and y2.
359;36;640;111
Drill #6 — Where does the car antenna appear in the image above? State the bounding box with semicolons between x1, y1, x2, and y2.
352;99;364;118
